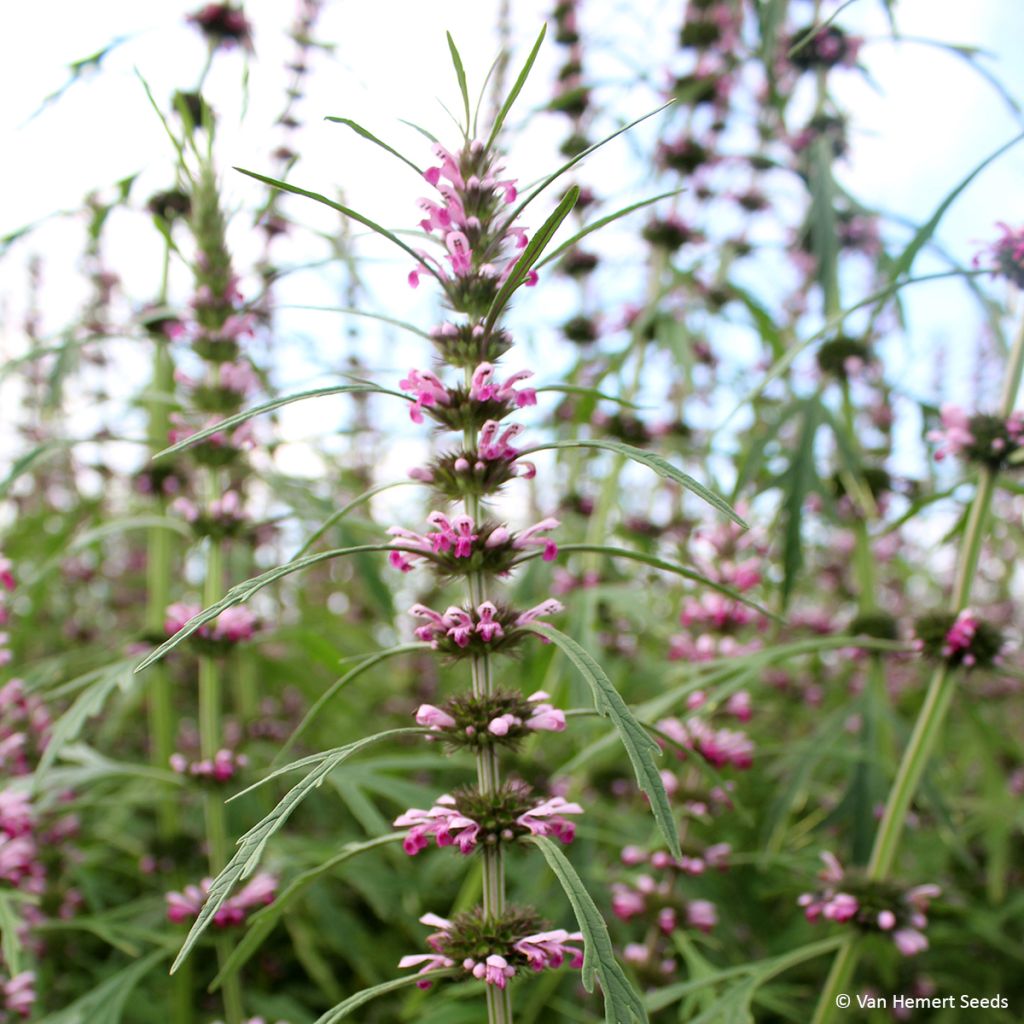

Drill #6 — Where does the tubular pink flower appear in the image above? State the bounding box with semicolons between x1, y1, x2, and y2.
892;929;928;957
475;602;504;641
822;892;859;923
3;971;36;1018
472;954;515;988
513;929;584;970
415;704;457;730
515;599;564;627
516;796;583;843
398;952;456;988
512;517;560;561
394;798;481;855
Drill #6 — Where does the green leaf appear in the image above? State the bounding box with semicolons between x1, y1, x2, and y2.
529;836;648;1024
324;117;424;176
34;661;139;782
276;644;428;761
780;399;823;606
522;439;746;526
484;185;579;331
290;480;419;560
488;24;546;148
155;384;408;459
535;189;685;271
134;544;395;671
446;33;471;132
35;948;168;1024
212;834;404;988
889;131;1024;281
524;625;679;859
234;168;438;274
552;544;778;622
534;385;642;409
170;729;421;973
506;102;673;224
313;971;458;1024
0;892;26;975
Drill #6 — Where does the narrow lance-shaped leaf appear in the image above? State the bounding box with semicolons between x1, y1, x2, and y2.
487;24;546;149
520;438;746;527
529;835;648;1024
552;544;779;622
134;544;398;671
234;168;440;276
155;384;410;460
889;130;1024;281
212;833;405;988
446;32;471;132
170;729;422;974
324;117;424;176
484;185;579;332
275;644;428;762
312;971;458;1024
535;189;686;271
524;624;681;859
780;399;823;607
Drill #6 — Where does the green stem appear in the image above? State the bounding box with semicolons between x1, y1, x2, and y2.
464;413;512;1024
812;308;1024;1024
198;476;245;1024
146;337;177;838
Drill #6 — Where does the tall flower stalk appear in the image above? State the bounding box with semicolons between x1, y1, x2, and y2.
812;296;1024;1023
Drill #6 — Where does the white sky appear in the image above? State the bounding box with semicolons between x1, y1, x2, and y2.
1;0;1023;492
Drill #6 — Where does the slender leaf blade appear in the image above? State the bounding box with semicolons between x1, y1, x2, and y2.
324;117;424;175
530;835;648;1023
525;625;680;859
446;33;471;131
488;24;547;147
171;730;419;973
524;439;746;526
484;185;579;330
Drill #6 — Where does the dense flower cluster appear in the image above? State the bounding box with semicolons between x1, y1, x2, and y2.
927;404;1024;468
414;689;566;750
913;609;1005;669
170;747;248;782
798;852;938;957
398;908;583;989
408;598;562;656
975;222;1024;288
394;784;582;856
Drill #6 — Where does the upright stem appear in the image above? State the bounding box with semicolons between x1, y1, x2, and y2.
198;470;245;1024
464;411;512;1024
146;337;177;838
812;309;1024;1024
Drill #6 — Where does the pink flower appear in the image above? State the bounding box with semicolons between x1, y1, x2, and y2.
822;893;859;923
415;704;456;730
926;404;974;461
525;691;566;732
941;609;979;665
511;517;560;561
397;953;456;988
394;796;481;855
3;971;36;1018
399;368;450;423
513;929;584;970
892;929;928;957
516;796;583;843
687;900;718;932
0;790;34;837
471;954;515;988
611;883;646;920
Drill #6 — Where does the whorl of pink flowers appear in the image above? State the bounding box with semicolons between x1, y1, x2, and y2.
408;141;532;290
387;513;559;572
393;795;482;856
166;871;277;927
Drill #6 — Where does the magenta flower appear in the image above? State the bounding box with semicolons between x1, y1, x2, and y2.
0;789;34;838
686;900;718;932
399;368;450;423
397;952;457;989
515;796;583;843
2;971;36;1018
513;929;584;970
941;609;979;665
822;892;859;923
892;928;929;957
926;404;975;461
469;953;516;988
415;704;457;730
470;363;537;407
393;796;481;855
